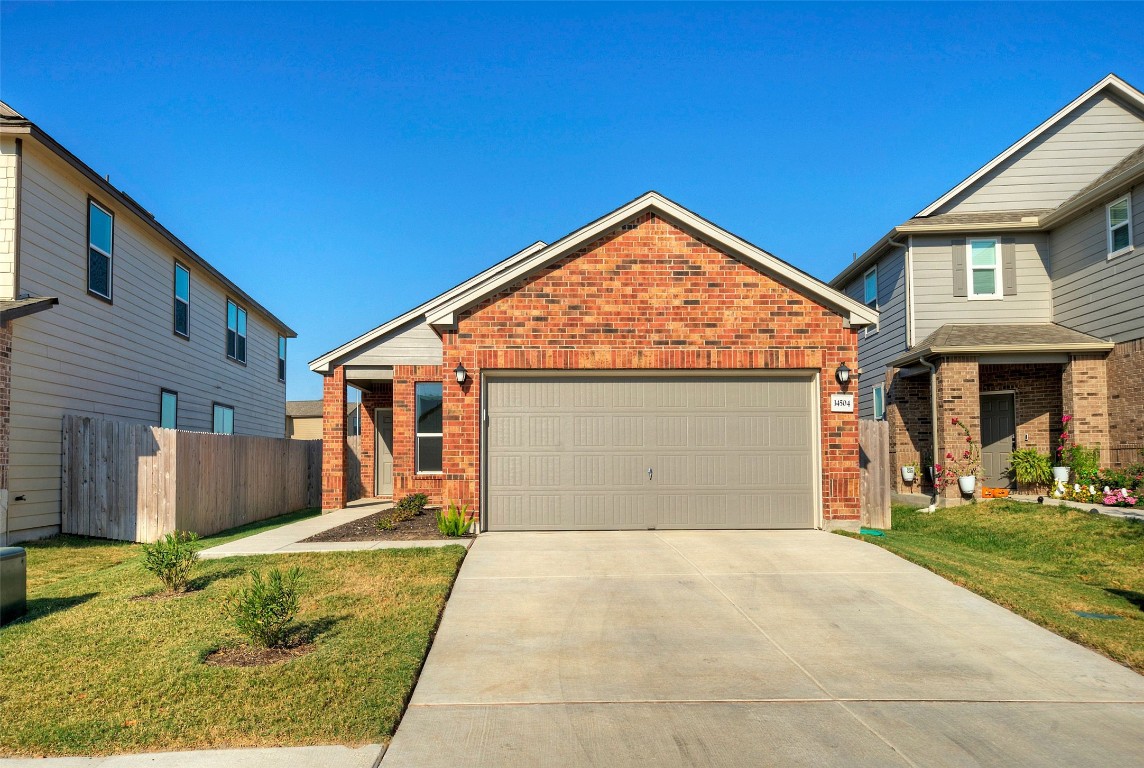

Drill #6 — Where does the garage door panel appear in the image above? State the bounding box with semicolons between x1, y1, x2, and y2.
486;376;816;531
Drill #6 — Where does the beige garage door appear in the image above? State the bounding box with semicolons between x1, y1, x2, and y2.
485;375;817;530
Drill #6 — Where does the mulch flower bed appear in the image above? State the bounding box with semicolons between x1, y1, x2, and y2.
203;642;315;668
302;508;471;543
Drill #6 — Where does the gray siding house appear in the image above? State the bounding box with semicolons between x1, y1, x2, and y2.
0;102;296;543
831;74;1144;500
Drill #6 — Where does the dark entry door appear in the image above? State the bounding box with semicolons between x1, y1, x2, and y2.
980;393;1016;488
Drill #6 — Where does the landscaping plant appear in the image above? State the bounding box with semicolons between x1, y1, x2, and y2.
437;503;473;537
225;567;304;648
1065;444;1101;484
1009;448;1052;487
388;493;430;526
140;530;200;592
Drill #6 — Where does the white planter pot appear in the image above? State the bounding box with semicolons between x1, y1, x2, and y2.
1052;466;1070;483
958;475;976;494
901;466;916;483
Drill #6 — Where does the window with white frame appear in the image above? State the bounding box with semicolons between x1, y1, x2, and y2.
88;200;114;300
278;336;287;382
968;239;1001;299
174;263;190;337
863;266;878;308
873;384;885;420
226;300;247;363
212;403;234;435
415;382;443;473
160;389;178;429
1108;195;1133;257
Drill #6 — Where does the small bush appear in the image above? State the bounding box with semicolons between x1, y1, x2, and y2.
375;514;397;531
437;503;473;537
1010;449;1052;486
225;567;303;648
140;531;199;592
395;493;429;517
1066;444;1101;484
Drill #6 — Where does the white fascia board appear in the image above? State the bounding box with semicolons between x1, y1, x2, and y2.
917;74;1144;217
429;192;880;328
308;240;547;373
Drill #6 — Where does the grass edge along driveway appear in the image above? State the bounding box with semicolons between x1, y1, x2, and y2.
0;516;465;758
840;500;1143;674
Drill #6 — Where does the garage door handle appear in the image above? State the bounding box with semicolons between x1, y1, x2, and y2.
647;467;653;480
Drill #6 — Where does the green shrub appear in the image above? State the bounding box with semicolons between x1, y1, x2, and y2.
394;493;429;518
375;514;397;531
1009;449;1052;486
140;531;200;592
436;504;473;537
225;567;303;648
1066;444;1101;484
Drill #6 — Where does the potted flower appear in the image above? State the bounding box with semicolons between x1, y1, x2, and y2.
901;463;919;483
947;417;981;495
1053;415;1072;483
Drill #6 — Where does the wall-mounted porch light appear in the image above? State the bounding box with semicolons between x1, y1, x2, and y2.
454;362;468;385
835;362;851;385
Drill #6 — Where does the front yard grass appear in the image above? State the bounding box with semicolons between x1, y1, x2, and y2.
842;500;1144;673
0;529;465;757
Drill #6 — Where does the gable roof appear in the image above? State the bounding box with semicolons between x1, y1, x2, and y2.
917;74;1144;218
311;192;878;374
0;101;296;337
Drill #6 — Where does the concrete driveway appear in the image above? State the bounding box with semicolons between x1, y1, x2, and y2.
382;531;1144;767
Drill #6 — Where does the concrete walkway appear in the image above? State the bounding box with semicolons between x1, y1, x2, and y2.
199;501;472;558
1011;493;1144;522
382;530;1144;767
0;744;383;767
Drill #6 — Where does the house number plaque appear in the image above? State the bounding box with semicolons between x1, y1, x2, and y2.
830;393;854;413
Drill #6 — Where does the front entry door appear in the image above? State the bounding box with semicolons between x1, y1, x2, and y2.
375;408;394;498
980;393;1016;489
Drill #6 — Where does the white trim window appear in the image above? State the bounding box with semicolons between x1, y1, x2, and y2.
226;300;247;363
278;336;287;382
87;200;114;300
212;403;234;435
415;382;443;474
873;384;885;420
1108;195;1133;258
174;263;190;338
863;266;878;308
968;239;1001;299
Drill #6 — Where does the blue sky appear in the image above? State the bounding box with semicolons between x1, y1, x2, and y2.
2;2;1142;400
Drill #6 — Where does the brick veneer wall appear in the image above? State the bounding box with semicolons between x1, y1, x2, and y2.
1107;338;1144;468
321;366;348;510
1062;352;1109;453
439;212;861;523
935;356;980;500
979;364;1063;456
358;383;394;498
888;370;932;494
0;324;10;494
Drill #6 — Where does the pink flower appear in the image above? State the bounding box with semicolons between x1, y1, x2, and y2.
1061;432;1069;441
963;450;970;458
946;452;953;459
1062;415;1072;423
951;417;959;425
966;436;972;443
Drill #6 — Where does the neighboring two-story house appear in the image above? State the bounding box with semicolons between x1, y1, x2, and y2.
0;102;296;543
831;74;1144;501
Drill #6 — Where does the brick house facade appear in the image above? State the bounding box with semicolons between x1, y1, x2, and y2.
312;194;878;530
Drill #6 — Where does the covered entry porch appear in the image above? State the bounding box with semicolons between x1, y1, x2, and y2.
886;324;1114;501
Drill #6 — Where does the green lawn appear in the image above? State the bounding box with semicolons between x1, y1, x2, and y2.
0;518;465;757
843;500;1144;673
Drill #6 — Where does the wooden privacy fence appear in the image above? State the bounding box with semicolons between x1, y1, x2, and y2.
859;419;891;530
62;415;321;542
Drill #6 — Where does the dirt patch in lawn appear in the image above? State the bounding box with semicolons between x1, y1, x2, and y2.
302;509;472;542
203;642;316;668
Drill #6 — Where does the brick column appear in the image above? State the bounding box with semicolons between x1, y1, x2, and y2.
935;356;980;501
321;366;348;511
888;369;933;494
1062;352;1109;452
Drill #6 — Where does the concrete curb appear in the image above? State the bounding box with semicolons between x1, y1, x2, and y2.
0;744;385;767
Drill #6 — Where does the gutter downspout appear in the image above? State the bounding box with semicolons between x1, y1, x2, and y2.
918;355;938;510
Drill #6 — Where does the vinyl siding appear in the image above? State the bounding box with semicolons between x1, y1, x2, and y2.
912;233;1052;342
938;95;1144;214
1051;185;1144;341
844;247;908;419
338;317;443;368
0;138;17;300
6;144;287;539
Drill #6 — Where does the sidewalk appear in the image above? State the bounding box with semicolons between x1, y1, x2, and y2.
0;744;383;767
199;501;473;559
1011;494;1144;522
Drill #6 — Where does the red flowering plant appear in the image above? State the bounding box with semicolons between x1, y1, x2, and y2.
1056;414;1073;465
932;417;982;489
